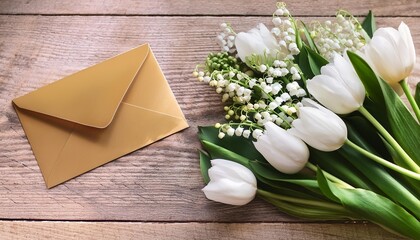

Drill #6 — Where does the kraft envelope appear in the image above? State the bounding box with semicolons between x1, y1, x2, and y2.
12;43;189;188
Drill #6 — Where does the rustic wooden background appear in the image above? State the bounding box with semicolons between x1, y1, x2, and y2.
0;0;418;239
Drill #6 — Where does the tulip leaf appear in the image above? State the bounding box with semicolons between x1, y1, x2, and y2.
199;150;211;184
339;129;420;219
305;45;329;76
297;45;313;79
249;161;324;196
201;140;251;168
259;195;351;220
198;126;266;163
309;147;380;192
317;169;420;239
377;78;420;163
361;10;376;38
347;51;420;164
415;82;420;107
256;175;324;200
300;21;318;52
346;51;385;110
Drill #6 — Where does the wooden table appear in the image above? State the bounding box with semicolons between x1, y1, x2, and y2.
0;1;418;239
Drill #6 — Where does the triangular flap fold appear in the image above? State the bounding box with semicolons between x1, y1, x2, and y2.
13;44;150;128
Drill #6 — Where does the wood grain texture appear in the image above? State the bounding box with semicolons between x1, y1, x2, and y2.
0;0;419;237
0;221;401;240
0;16;419;223
0;0;419;16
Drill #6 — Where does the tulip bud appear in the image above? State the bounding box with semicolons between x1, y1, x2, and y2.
202;159;257;206
288;99;347;152
307;54;365;114
253;122;309;174
363;22;416;87
235;23;282;65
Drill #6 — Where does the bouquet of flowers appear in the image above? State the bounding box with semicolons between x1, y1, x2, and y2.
193;2;420;239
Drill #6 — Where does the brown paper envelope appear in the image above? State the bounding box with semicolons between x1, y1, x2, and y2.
12;43;189;188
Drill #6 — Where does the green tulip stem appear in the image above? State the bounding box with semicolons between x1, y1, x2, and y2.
305;162;354;189
399;78;420;122
256;189;347;212
345;139;420;180
358;106;420;173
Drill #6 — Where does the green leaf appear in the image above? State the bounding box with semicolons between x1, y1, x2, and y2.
339;136;420;220
249;161;324;196
201;140;251;167
378;79;420;163
297;45;313;79
305;45;329;76
317;169;420;239
259;195;351;220
256;175;323;200
309;147;380;193
347;51;420;163
361;10;376;38
300;21;318;52
347;51;385;106
199;150;211;184
415;82;420;107
293;20;303;50
198;126;265;163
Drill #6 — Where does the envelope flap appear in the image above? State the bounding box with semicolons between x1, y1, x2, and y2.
13;44;150;128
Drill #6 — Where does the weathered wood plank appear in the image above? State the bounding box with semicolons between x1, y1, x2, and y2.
0;221;401;240
0;16;419;222
0;0;419;16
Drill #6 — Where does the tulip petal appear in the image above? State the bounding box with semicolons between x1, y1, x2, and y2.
307;75;361;114
253;122;309;174
210;159;256;186
398;22;416;76
367;36;404;84
332;54;366;105
290;105;347;151
257;23;280;58
202;178;256;205
235;32;265;63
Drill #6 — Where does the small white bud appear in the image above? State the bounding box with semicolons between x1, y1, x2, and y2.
275;9;284;16
218;132;226;139
272;17;282;26
242;130;251;138
269;101;278;110
235;127;244;136
227;128;235;136
252;129;263;139
259;65;267;72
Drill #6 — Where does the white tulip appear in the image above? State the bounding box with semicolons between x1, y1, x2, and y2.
202;159;257;206
253;122;309;174
363;22;416;86
288;99;347;152
235;23;281;64
307;54;365;114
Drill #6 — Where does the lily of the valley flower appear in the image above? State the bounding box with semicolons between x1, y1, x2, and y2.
235;23;281;65
202;159;257;206
253;122;309;174
363;22;416;86
307;54;365;114
288;99;347;152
